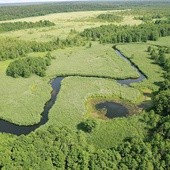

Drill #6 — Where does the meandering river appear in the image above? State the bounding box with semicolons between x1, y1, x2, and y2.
0;49;146;135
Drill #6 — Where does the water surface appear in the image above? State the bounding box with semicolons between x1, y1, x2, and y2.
96;102;128;118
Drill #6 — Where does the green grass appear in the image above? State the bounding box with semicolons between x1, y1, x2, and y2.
148;36;170;47
0;60;51;125
46;43;139;79
87;114;146;148
45;76;144;148
116;43;165;91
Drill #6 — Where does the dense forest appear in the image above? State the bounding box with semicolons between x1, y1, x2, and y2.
0;1;168;21
80;23;170;43
0;20;55;32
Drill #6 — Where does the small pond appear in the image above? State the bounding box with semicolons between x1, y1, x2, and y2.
95;102;129;119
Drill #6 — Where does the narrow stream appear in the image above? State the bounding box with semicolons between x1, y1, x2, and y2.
115;49;146;85
0;77;63;135
0;49;146;135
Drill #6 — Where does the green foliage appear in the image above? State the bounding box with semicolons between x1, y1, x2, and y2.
80;119;98;133
159;79;170;91
0;20;55;32
6;57;50;78
0;38;53;61
0;1;155;21
142;110;160;129
0;126;90;169
47;43;139;79
81;23;170;43
117;44;165;90
0;35;86;61
153;90;170;116
96;13;123;22
0;113;169;170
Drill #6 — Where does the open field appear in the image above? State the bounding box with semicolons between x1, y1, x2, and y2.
0;10;142;42
116;43;165;91
0;73;51;125
0;61;51;125
148;36;170;47
46;43;139;79
87;114;146;148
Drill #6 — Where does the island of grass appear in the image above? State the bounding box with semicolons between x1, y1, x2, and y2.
0;42;140;125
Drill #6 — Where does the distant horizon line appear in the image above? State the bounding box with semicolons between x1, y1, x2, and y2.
0;0;169;5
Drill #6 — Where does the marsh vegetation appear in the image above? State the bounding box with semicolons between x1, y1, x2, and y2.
0;1;169;169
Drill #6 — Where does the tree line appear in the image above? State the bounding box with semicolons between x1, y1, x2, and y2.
96;14;123;23
80;22;170;43
148;46;170;117
0;35;86;61
0;20;55;32
0;1;133;21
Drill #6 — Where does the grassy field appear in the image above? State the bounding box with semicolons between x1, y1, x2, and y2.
116;43;165;91
148;36;170;47
46;43;139;79
87;114;146;148
0;10;142;42
46;76;144;148
0;61;51;125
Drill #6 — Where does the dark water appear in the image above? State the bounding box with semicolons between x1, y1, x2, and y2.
96;102;128;118
115;50;146;85
0;77;63;135
0;48;146;135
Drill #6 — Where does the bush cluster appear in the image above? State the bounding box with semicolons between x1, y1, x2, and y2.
6;55;51;78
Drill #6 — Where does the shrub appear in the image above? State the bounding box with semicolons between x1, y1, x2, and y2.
80;119;98;133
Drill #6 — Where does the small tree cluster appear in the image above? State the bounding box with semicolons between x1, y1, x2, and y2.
80;119;98;133
97;13;123;22
6;55;51;78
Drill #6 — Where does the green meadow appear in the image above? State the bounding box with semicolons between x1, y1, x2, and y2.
46;43;139;79
148;36;170;47
116;43;165;91
46;76;144;148
0;73;51;125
